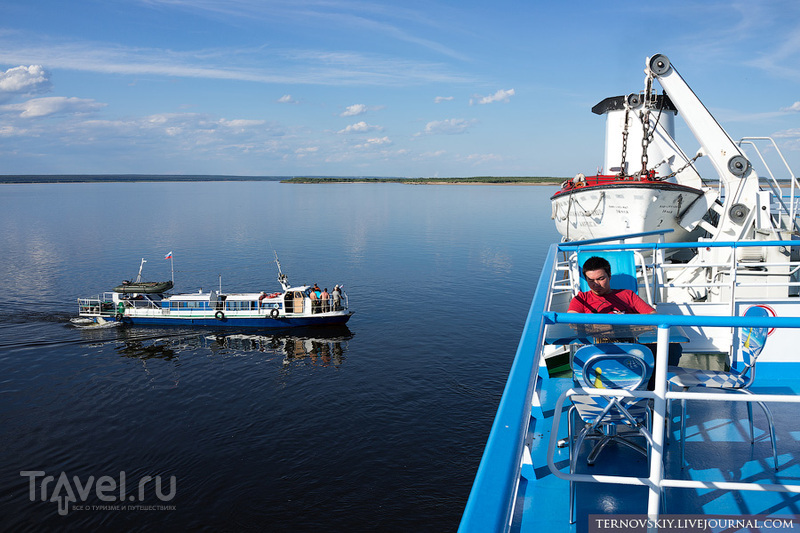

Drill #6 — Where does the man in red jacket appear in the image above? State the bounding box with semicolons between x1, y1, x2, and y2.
568;255;655;314
569;256;680;389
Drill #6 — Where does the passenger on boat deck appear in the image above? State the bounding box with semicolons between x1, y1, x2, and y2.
332;286;341;310
321;288;330;312
568;256;655;315
309;288;319;314
568;255;681;389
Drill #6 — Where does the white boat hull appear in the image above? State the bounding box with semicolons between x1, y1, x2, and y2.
550;182;704;242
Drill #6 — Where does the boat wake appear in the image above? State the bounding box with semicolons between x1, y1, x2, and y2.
69;317;121;329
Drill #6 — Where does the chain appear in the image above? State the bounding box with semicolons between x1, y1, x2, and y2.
619;104;630;177
638;72;664;178
639;73;655;177
659;152;703;180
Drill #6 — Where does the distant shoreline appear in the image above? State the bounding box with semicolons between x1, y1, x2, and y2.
0;175;565;185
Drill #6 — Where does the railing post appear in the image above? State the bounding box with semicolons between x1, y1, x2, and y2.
647;324;669;529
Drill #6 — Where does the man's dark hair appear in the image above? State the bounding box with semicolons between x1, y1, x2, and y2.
582;256;611;277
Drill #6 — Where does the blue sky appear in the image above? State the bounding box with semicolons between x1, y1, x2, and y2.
0;0;798;177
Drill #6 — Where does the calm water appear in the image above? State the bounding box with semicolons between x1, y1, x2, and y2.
0;181;559;532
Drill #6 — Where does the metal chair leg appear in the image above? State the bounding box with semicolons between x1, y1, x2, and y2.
757;401;779;470
741;390;779;470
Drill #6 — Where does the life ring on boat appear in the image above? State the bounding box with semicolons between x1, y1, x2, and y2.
215;311;225;320
117;302;125;314
270;308;280;319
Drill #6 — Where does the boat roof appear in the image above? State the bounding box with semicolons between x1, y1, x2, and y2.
164;286;316;301
165;292;214;301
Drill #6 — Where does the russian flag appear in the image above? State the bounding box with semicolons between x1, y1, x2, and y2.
165;251;173;259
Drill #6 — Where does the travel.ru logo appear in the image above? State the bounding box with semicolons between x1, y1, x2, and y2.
21;470;176;516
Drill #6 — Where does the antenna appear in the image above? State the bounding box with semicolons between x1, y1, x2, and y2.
274;251;290;291
135;258;147;282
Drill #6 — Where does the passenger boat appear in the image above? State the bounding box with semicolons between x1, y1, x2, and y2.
460;54;800;531
77;256;352;328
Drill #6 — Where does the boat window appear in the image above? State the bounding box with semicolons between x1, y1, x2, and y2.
224;301;257;311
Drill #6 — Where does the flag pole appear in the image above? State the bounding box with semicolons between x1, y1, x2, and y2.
165;251;174;283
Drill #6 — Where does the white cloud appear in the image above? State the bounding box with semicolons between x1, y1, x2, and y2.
278;94;298;104
0;125;24;137
434;96;454;103
470;88;515;105
338;121;381;134
418;118;473;135
467;153;502;165
295;147;319;158
0;65;51;101
355;136;391;148
341;104;367;117
781;102;800;112
0;38;473;87
773;128;800;138
1;96;105;118
219;118;266;128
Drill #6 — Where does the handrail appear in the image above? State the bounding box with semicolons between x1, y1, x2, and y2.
558;239;800;309
543;311;800;329
547;387;800;489
738;136;800;231
461;240;800;532
459;244;559;533
559;238;799;252
543;312;800;522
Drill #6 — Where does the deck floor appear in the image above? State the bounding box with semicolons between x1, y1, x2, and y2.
517;377;800;532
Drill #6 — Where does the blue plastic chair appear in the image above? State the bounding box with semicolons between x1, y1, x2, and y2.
575;250;653;305
668;305;777;469
568;343;655;523
577;251;639;293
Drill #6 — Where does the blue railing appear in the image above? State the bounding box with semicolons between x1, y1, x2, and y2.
459;237;800;532
560;238;799;253
458;244;558;532
544;311;800;329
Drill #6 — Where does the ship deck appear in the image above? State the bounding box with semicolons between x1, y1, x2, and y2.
520;370;800;532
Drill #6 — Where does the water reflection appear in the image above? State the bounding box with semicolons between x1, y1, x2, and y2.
205;325;353;367
102;325;353;367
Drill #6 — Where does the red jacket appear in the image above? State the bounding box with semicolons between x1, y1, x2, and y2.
568;289;654;314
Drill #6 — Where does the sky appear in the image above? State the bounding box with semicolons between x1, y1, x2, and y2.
0;0;798;177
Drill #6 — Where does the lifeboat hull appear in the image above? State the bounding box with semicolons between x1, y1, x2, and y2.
550;178;705;243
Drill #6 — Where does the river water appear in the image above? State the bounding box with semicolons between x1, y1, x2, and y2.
0;181;560;531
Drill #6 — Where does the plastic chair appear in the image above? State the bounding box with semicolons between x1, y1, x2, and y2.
667;305;777;469
573;250;653;305
568;343;655;523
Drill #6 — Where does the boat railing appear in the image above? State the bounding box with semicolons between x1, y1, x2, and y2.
459;244;560;532
558;238;800;311
550;229;675;302
118;294;163;311
461;238;800;532
738;136;800;232
303;295;348;314
542;311;800;524
77;292;119;315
